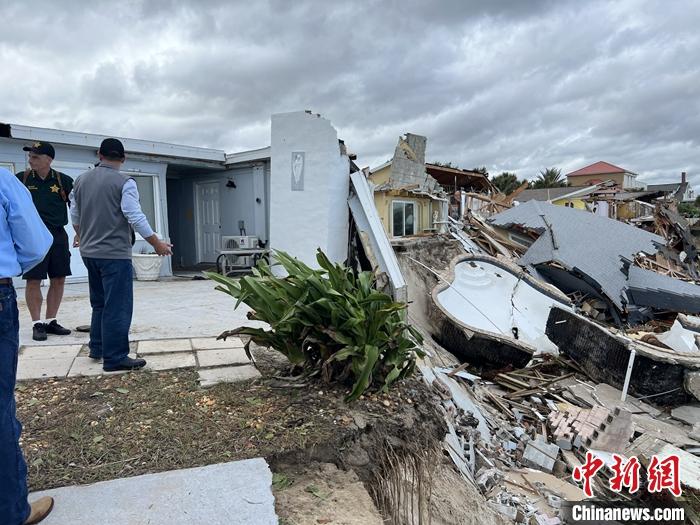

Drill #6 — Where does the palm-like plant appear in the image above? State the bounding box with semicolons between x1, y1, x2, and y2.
492;172;524;194
531;167;566;189
206;250;424;401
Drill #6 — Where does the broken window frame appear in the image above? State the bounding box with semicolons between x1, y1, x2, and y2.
392;200;416;237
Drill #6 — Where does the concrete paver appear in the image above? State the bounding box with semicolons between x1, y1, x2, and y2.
17;357;74;381
138;339;192;355
145;352;197;371
196;348;250;368
66;357;135;378
29;458;277;524
20;345;82;360
67;356;106;377
198;365;261;387
191;336;245;350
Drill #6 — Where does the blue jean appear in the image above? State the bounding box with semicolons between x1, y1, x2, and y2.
0;284;31;525
83;258;134;368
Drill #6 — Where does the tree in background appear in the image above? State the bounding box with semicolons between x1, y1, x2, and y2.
431;161;460;169
531;167;567;189
471;166;489;175
491;172;525;195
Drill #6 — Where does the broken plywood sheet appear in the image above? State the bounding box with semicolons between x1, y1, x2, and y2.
420;363;491;440
671;404;700;426
592;383;662;417
565;383;596;408
503;469;588;517
630;413;700;448
626;435;700;491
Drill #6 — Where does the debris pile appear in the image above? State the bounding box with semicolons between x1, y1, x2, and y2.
419;352;700;524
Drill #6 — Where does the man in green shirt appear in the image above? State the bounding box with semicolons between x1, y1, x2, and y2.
17;142;73;341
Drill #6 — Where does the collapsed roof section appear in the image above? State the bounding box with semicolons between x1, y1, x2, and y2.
489;201;665;313
625;266;700;314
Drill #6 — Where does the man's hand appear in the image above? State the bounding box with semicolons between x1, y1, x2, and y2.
153;240;173;256
73;235;80;248
144;234;173;256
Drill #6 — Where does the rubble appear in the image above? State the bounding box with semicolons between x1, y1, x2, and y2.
546;306;700;403
378;170;700;520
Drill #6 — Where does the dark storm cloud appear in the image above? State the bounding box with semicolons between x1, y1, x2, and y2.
1;0;698;187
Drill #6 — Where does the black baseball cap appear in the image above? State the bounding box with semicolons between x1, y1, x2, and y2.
23;141;55;159
98;138;125;159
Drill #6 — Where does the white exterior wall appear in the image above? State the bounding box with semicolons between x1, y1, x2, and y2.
269;111;349;273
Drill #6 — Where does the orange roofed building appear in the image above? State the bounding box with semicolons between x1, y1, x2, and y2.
566;161;641;189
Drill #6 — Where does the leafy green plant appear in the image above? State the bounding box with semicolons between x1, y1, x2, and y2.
206;249;424;401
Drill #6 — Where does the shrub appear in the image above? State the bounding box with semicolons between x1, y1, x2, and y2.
206;250;424;401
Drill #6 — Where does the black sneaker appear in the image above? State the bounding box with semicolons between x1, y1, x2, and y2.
45;320;71;336
32;323;47;341
103;357;147;372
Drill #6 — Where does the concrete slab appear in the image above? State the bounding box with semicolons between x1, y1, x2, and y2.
20;345;82;360
17;280;266;347
196;348;250;368
191;336;245;350
67;357;134;378
138;339;192;355
17;357;74;381
29;458;277;524
671;404;700;426
145;352;197;371
67;356;107;377
198;365;261;387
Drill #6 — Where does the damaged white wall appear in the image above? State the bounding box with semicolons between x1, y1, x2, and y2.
435;259;571;354
269;111;350;272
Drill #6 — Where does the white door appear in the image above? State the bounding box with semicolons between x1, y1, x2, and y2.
196;182;221;263
48;162;94;284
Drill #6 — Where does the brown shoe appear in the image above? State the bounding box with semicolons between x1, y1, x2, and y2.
24;496;54;525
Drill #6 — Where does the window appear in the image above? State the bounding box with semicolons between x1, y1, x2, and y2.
392;200;416;237
129;174;160;236
0;162;15;174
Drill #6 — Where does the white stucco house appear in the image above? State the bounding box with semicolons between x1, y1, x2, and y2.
0;111;351;283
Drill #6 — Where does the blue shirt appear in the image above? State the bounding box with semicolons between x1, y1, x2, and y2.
0;167;53;278
70;178;155;239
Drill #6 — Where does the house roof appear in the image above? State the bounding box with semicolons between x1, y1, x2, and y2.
566;161;635;178
3;122;226;162
646;183;681;193
517;187;584;202
425;163;492;192
516;183;610;203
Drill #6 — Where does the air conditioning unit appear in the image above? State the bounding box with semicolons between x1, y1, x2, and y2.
235;236;258;249
221;236;258;250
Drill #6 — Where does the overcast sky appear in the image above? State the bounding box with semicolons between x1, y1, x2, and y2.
1;0;698;187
